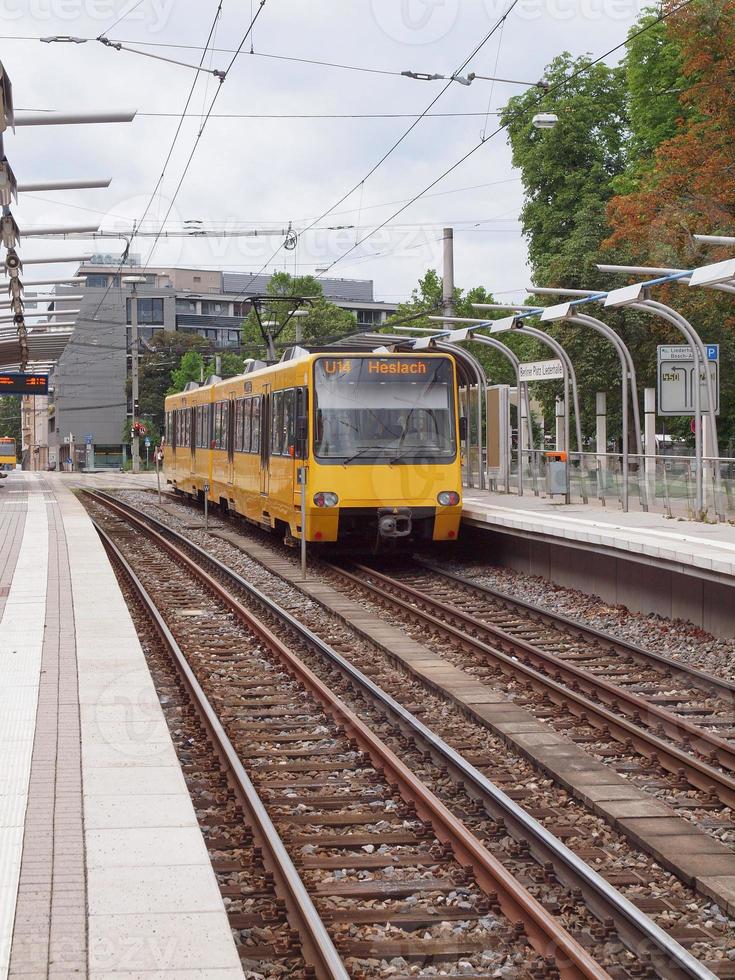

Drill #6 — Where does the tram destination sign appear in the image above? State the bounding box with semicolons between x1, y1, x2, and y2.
518;359;564;382
657;344;719;416
0;372;49;395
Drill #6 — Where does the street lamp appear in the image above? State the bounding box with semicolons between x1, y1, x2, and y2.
532;113;558;129
123;275;148;475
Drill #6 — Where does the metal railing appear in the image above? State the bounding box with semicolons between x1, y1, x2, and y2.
501;450;735;520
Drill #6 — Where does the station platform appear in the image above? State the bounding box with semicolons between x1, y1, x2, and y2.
0;471;242;978
461;489;735;636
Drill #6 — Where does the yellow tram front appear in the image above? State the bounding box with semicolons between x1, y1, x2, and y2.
305;352;462;545
163;349;463;548
0;437;16;470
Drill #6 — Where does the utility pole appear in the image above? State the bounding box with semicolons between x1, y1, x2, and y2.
123;276;148;474
442;227;454;326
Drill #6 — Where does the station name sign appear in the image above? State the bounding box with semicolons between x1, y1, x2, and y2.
518;359;564;383
0;372;49;395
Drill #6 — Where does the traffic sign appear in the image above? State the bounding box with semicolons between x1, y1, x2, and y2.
144;437;151;447
83;433;93;445
657;344;719;416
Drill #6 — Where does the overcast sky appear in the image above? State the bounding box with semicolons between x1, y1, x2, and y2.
7;0;645;305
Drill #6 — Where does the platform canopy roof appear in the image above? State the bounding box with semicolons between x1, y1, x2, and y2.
0;325;73;371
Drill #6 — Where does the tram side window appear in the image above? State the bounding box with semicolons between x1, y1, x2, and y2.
281;389;295;456
222;402;230;451
233;400;243;452
251;397;260;454
213;401;229;451
243;398;252;452
295;388;308;458
194;406;201;448
271;391;283;455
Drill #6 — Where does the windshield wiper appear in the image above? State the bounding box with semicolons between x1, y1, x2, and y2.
389;447;444;464
340;446;383;465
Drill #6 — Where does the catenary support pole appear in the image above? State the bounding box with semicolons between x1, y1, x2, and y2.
442;228;454;324
130;285;140;474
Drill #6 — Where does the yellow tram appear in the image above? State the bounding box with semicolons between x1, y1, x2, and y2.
164;349;463;547
0;437;16;470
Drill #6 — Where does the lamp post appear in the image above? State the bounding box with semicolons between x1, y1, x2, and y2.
123;275;148;474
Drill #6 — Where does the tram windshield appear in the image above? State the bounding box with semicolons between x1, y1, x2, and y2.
313;356;456;463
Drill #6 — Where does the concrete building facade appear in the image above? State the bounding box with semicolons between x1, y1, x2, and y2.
47;262;398;469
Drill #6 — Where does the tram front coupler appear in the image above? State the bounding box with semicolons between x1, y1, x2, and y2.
377;507;412;539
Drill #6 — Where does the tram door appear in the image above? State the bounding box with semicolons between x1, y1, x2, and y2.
227;398;235;485
259;388;270;496
189;406;196;476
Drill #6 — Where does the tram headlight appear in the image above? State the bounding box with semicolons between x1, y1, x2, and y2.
437;490;460;506
313;491;339;508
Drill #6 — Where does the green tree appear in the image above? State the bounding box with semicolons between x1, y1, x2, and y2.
168;350;207;395
502;53;628;288
614;8;686;193
132;331;210;431
241;272;355;357
204;351;244;379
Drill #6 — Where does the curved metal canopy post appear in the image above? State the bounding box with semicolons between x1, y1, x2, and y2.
630;299;724;520
434;340;487;491
515;324;587;505
568;312;648;512
427;315;536;496
472;303;587;503
469;334;532;496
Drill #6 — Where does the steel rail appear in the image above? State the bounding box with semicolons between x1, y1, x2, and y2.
417;559;735;700
329;562;735;807
84;490;712;980
353;562;735;769
85;489;609;980
93;521;351;980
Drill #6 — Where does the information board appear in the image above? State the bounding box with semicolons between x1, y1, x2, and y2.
657;345;719;416
0;372;49;395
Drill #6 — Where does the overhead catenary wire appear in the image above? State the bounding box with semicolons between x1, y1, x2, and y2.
100;0;148;36
86;1;226;325
225;1;521;307
139;0;269;271
313;0;698;281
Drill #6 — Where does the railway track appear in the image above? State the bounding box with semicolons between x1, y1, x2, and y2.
100;527;342;978
323;561;735;810
82;488;718;980
409;561;735;746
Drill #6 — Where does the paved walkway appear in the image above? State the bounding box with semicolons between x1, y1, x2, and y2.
462;488;735;580
0;472;242;979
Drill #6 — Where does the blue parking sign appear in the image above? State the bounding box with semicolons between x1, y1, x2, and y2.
707;344;719;361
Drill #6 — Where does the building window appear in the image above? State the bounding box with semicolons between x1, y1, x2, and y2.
126;297;164;325
356;309;383;326
193;276;202;283
233;301;250;317
86;274;109;287
201;301;223;315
